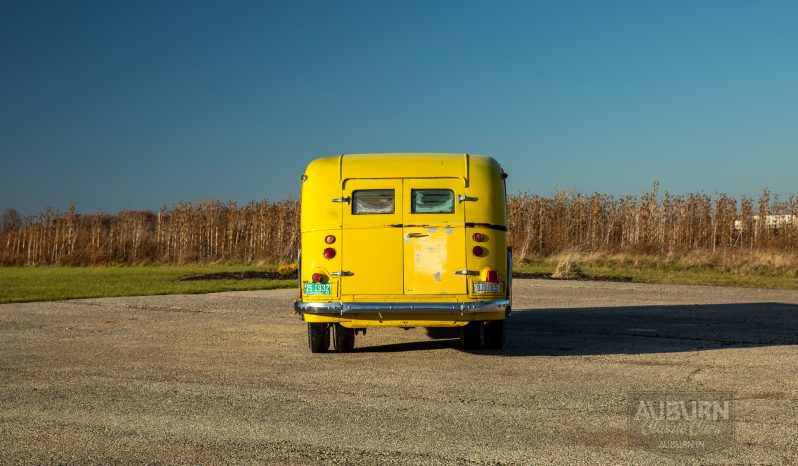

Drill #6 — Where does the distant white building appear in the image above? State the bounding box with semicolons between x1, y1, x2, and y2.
734;214;796;230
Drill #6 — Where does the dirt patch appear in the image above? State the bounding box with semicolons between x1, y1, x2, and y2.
178;271;295;281
512;271;632;283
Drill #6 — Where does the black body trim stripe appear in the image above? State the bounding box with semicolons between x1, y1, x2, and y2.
386;223;508;231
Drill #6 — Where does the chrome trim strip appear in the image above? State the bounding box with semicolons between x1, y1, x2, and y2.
294;300;510;315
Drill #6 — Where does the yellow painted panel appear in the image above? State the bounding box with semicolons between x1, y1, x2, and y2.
341;227;403;294
299;153;510;306
300;229;341;300
302;153;508;229
403;226;467;294
465;228;508;298
301;155;342;231
462;155;507;226
402;178;466;295
338;178;404;295
342;153;468;182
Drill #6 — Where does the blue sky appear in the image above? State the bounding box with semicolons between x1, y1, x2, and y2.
2;0;797;214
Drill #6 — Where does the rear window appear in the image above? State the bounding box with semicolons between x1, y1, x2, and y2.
411;189;454;214
352;189;395;214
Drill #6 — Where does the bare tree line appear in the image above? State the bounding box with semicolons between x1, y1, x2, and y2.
507;184;798;260
0;200;299;266
1;186;796;266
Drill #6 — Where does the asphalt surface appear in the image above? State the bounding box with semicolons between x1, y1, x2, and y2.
2;279;798;464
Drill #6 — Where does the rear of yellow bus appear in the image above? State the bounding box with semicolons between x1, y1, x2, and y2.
295;154;510;352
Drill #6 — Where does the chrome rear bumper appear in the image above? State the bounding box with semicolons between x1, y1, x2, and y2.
295;300;511;315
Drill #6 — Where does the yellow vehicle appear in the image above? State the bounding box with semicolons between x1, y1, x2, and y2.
294;153;511;352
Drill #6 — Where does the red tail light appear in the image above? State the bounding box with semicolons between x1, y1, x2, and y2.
472;246;485;257
312;273;321;283
486;269;498;283
323;247;336;259
325;235;336;244
472;233;486;242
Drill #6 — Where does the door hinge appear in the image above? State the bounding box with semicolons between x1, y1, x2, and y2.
457;194;478;203
332;196;351;204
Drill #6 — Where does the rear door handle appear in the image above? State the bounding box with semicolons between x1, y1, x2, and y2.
455;270;479;275
331;271;354;277
406;232;428;238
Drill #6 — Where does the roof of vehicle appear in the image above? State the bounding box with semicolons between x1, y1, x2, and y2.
301;153;506;228
305;153;500;185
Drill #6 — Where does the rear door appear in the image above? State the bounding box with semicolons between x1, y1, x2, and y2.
340;179;404;295
402;179;467;295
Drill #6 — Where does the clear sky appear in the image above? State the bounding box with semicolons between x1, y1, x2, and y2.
2;0;797;214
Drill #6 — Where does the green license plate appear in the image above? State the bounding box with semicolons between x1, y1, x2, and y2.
304;282;331;296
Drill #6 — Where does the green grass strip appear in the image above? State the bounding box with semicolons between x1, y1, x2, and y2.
3;260;798;305
516;259;798;290
0;265;295;304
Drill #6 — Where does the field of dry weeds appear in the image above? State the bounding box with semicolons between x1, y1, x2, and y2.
2;186;797;272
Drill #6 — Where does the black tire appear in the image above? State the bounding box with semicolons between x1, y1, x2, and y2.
484;319;505;350
333;323;355;353
308;323;330;353
459;322;482;351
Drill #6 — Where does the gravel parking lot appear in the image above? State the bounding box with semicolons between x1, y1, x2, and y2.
2;279;798;464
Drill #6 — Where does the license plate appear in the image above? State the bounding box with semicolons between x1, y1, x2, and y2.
304;282;331;296
473;281;500;294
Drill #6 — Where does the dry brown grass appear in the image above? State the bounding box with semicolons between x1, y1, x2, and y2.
0;200;298;266
1;185;797;268
508;185;798;268
545;250;798;276
552;255;585;278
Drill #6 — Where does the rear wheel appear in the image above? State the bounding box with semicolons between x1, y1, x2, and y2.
307;323;330;353
460;322;481;350
484;319;505;350
333;323;355;353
